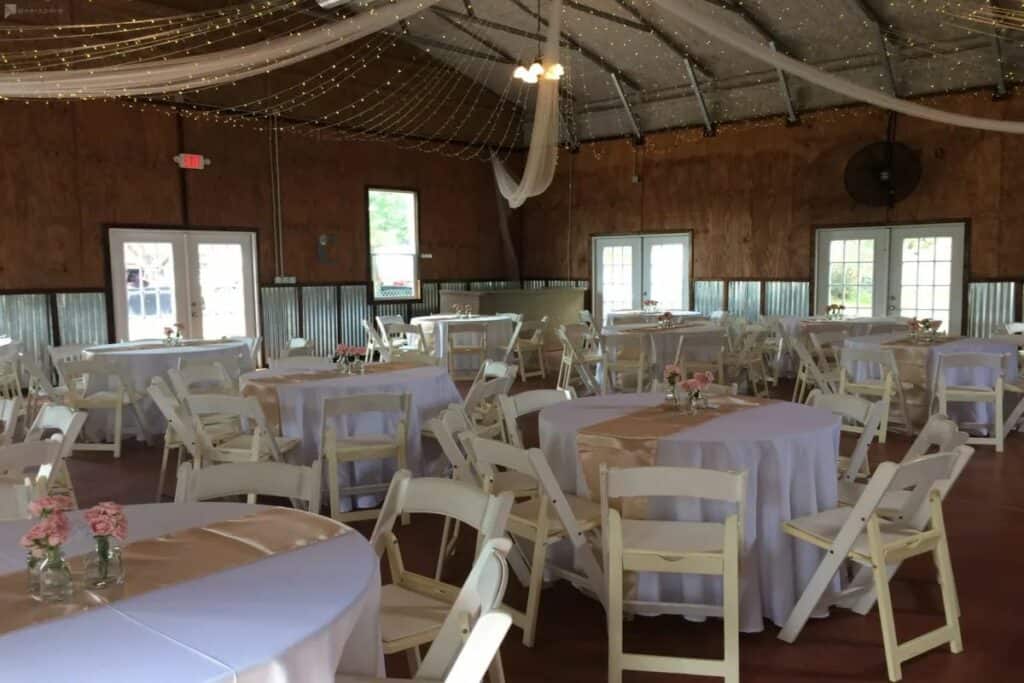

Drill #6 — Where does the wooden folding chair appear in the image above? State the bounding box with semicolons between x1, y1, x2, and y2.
513;316;549;381
779;452;965;682
174;458;322;512
464;435;604;647
601;464;747;683
933;351;1008;452
807;388;884;481
840;347;915;442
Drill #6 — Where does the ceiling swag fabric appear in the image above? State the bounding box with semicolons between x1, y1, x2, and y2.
0;0;441;98
492;0;562;208
652;0;1024;135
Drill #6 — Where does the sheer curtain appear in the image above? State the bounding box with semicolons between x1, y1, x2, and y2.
0;0;441;98
651;0;1024;135
492;0;562;208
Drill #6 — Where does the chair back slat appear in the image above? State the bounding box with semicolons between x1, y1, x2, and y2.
174;459;321;511
904;414;969;463
604;465;746;504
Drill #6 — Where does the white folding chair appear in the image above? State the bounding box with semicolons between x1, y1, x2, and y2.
807;389;883;481
0;343;21;400
321;392;411;523
384;322;429;354
0;441;63;520
779;453;965;682
463;371;515;441
601;332;649;394
186;394;300;467
499;319;523;365
363;319;389;363
447;322;489;381
48;344;87;392
513;316;549;381
368;470;513;674
497;389;573;450
601;464;747;683
721;328;771;397
19;354;66;424
840;347;914;442
0;397;21;447
791;336;838;402
933;351;1008;452
808;329;847;373
673;333;726;382
555;326;600;396
168;362;237;400
229;335;261;369
465;435;603;647
376;314;406;350
22;403;86;502
60;359;148;459
174;458;321;512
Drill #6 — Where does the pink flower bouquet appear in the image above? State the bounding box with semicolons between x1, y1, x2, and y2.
681;371;714;396
663;364;683;386
20;495;73;559
85;501;127;541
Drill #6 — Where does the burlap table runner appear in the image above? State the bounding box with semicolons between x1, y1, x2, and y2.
0;507;347;636
242;362;422;430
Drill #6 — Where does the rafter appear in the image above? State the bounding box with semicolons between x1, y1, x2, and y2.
563;1;648;33
848;0;898;95
507;0;645;92
610;73;644;144
684;58;715;136
705;1;798;123
609;0;714;81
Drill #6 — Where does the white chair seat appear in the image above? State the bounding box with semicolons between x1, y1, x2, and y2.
379;582;449;648
510;494;601;536
944;384;993;394
849;377;915;391
216;434;300;458
837;479;910;515
784;506;921;560
619;518;726;557
330;435;400;451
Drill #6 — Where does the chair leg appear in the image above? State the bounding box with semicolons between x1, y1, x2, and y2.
327;455;341;520
435;516;453;580
156;439;172;501
878;398;890;444
522;535;548;647
723;521;740;683
778;545;846;643
934;539;964;654
995;395;1005;453
872;558;903;682
112;401;123;459
607;553;623;683
538;347;546;379
405;646;421;678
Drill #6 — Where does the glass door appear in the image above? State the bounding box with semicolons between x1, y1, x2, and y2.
109;230;188;341
109;228;258;342
593;236;642;325
643;234;691;314
815;222;965;334
188;234;257;340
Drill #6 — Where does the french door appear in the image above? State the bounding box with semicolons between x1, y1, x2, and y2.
592;233;692;324
109;228;258;342
815;222;965;334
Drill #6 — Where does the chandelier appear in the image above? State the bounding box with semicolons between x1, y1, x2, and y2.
513;0;563;84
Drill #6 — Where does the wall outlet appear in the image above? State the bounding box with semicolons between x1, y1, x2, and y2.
274;275;297;284
421;253;433;259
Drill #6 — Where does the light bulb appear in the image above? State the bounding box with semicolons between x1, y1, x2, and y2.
513;65;528;81
543;63;564;80
528;62;544;77
522;71;539;84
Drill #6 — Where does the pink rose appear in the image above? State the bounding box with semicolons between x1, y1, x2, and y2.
90;517;115;536
27;495;73;518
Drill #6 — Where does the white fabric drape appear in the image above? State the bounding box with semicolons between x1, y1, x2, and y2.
492;0;562;208
651;0;1024;135
0;0;440;98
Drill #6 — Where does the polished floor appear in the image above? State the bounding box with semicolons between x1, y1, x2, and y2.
66;366;1023;683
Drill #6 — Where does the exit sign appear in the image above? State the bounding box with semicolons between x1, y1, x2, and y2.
173;153;211;170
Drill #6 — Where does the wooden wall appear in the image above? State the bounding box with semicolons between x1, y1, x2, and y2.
0;100;509;290
520;90;1023;282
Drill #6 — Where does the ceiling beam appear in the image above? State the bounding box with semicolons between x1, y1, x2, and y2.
989;1;1009;99
684;59;715;136
506;0;645;92
461;0;475;16
563;1;649;33
610;73;644;144
609;0;714;81
848;0;898;95
431;8;515;62
704;1;798;122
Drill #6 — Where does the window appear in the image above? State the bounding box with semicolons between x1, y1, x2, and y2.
368;188;420;300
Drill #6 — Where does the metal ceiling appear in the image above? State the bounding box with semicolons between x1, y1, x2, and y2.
399;0;1019;143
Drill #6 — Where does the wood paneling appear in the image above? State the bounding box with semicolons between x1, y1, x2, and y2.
0;100;508;290
521;91;1024;281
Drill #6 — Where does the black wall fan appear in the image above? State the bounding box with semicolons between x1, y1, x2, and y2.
844;113;922;207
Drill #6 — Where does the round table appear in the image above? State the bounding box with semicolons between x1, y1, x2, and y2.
845;332;1018;429
605;310;706;326
781;316;908;339
602;323;725;377
539;393;840;633
410;315;516;371
241;365;461;510
84;340;252;439
0;503;382;682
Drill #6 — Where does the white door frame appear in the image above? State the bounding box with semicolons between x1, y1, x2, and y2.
108;227;259;342
814;221;967;334
592;232;693;325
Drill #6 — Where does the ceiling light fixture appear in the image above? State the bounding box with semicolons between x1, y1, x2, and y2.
513;0;562;84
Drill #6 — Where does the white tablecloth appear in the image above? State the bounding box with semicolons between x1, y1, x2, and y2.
0;503;382;682
410;315;515;371
602;324;726;377
845;332;1019;428
606;310;705;326
240;366;461;510
84;340;252;439
781;316;908;339
539;393;840;632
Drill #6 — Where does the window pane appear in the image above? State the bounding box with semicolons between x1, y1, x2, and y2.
369;189;418;299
